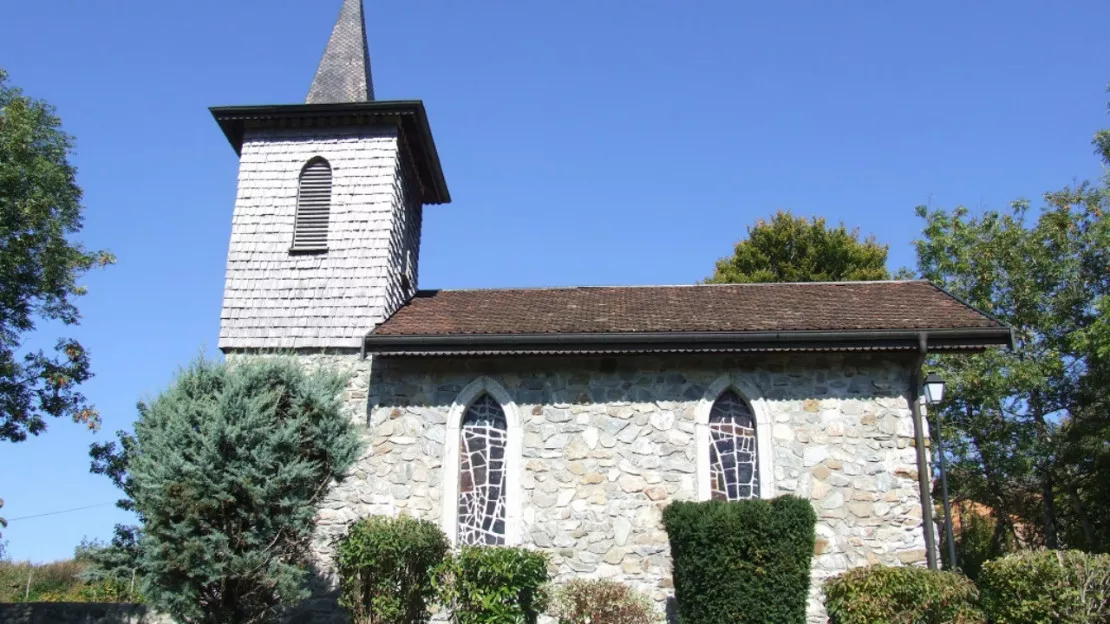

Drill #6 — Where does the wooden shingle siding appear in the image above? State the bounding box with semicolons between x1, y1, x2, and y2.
219;126;422;350
292;158;333;250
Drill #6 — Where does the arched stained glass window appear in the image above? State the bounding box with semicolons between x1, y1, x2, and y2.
708;390;760;501
457;394;507;545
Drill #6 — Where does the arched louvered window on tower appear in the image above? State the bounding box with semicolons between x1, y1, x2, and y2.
291;158;332;251
708;390;760;501
457;393;508;545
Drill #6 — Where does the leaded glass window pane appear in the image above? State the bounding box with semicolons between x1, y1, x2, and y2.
708;390;759;501
458;394;507;545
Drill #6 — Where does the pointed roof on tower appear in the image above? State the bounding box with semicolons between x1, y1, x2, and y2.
211;0;450;204
306;0;375;103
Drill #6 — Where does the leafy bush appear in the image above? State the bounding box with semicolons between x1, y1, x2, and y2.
662;495;816;624
979;550;1110;624
437;546;550;624
823;565;985;624
550;579;659;624
337;515;450;624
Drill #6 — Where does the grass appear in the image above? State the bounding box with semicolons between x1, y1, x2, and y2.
0;559;138;603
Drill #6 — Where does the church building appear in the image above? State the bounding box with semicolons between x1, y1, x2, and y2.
210;1;1012;621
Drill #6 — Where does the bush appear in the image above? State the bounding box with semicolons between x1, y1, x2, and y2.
337;515;450;624
979;550;1110;624
823;565;985;624
550;579;659;624
437;546;550;624
662;495;816;624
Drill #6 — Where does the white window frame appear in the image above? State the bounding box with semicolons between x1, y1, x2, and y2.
441;376;523;546
695;374;775;501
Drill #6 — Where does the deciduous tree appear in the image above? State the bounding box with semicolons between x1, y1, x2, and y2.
706;211;891;283
915;150;1110;554
0;67;113;443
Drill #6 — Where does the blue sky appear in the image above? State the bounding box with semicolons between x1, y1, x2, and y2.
1;0;1107;562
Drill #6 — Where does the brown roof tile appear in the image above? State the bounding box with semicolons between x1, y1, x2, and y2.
370;281;1004;337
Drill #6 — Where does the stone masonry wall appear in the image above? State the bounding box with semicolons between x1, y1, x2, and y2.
301;352;930;623
0;602;170;624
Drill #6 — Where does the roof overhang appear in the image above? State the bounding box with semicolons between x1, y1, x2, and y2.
362;327;1016;357
210;100;450;204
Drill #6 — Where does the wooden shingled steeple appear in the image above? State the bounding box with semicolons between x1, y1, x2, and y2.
306;0;375;103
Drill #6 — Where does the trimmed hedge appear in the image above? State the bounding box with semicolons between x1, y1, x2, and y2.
551;579;660;624
336;515;450;624
662;495;816;624
823;565;985;624
437;546;550;624
979;550;1110;624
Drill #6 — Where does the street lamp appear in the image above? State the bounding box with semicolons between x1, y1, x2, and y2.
924;372;957;570
924;372;946;405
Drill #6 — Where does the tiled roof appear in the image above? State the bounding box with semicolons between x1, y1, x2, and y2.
370;281;1005;337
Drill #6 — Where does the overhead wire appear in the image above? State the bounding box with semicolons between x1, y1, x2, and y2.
5;502;118;522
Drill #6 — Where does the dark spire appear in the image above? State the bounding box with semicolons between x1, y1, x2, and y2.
306;0;375;104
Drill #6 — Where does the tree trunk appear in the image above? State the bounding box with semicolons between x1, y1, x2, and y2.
968;425;1015;549
1067;478;1094;550
1030;391;1060;549
1040;465;1060;549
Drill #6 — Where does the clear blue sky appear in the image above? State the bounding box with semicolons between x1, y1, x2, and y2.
1;0;1107;562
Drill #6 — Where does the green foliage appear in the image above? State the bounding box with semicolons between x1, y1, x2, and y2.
706;210;890;283
436;546;550;624
823;565;985;624
661;495;816;624
941;505;1013;583
79;526;143;602
0;67;114;444
337;515;449;624
979;550;1110;624
0;557;139;603
915;95;1110;553
0;497;6;557
937;504;1014;582
88;356;362;624
550;579;660;624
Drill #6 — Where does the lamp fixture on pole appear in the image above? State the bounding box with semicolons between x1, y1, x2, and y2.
924;371;957;570
924;372;946;405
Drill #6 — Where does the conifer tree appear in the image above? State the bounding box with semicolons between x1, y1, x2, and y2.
91;357;361;624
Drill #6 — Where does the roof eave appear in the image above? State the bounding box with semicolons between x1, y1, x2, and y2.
209;100;450;204
362;327;1015;357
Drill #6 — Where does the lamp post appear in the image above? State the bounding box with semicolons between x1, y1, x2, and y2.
924;372;957;569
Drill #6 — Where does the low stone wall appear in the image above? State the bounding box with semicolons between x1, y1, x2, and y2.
0;602;168;623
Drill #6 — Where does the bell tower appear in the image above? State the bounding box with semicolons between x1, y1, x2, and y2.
212;0;450;352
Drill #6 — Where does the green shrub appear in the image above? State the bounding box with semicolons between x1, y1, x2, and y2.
823;565;985;624
661;495;816;624
979;550;1110;624
437;546;550;624
550;579;660;624
337;515;450;624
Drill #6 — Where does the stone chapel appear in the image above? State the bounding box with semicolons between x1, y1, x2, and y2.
211;1;1013;621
